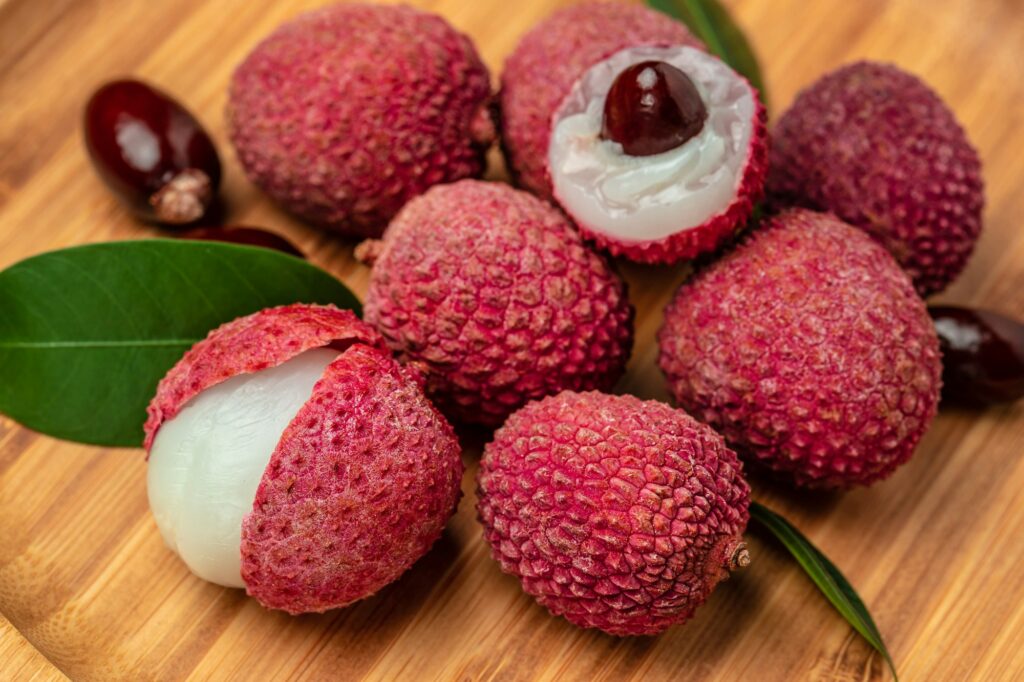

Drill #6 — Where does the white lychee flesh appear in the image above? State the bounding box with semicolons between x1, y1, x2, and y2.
147;348;339;587
549;46;755;243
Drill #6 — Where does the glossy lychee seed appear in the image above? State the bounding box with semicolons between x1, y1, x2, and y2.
177;226;304;258
84;79;221;225
601;60;708;156
144;304;463;614
477;391;751;636
359;180;634;427
930;306;1024;406
658;209;942;489
228;4;494;238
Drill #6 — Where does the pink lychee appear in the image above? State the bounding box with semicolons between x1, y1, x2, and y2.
359;180;634;428
767;61;984;296
658;209;942;489
227;4;495;238
476;390;751;636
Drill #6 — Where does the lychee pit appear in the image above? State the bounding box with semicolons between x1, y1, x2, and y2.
601;60;708;156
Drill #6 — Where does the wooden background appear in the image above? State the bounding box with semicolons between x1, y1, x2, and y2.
1;0;1022;679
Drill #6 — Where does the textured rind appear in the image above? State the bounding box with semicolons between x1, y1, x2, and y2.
241;344;463;614
362;180;634;427
227;4;494;238
767;61;984;296
476;391;750;636
568;87;769;264
658;209;942;489
500;2;702;197
143;304;384;452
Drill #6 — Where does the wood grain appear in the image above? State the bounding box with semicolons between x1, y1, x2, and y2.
0;614;67;681
1;0;1023;679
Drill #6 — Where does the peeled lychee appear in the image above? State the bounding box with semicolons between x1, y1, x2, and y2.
551;47;767;264
227;4;495;239
501;4;767;264
358;180;634;428
476;391;751;636
767;61;984;296
145;304;463;614
658;209;942;489
501;2;701;197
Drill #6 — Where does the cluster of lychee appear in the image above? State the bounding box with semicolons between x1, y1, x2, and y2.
145;2;982;635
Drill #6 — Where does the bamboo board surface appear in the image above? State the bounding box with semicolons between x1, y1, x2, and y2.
1;0;1023;679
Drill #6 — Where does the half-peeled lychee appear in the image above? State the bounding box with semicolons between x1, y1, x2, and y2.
145;304;464;614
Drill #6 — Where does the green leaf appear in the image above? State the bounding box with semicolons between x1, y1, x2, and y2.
750;502;897;680
648;0;768;108
0;240;361;448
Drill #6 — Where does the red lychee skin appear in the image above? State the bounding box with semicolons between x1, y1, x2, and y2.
144;303;385;452
658;209;942;489
145;303;463;614
241;343;463;614
767;61;984;296
228;4;495;239
500;2;703;198
476;391;750;636
565;84;769;265
360;180;634;428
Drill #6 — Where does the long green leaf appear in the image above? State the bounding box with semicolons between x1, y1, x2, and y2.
648;0;768;108
0;240;361;447
749;502;897;679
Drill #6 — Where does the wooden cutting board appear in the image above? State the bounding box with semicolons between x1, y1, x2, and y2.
2;0;1023;679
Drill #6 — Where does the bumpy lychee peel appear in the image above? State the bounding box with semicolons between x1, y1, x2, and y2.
767;61;984;296
658;209;942;489
228;4;494;238
476;391;750;636
144;303;384;451
361;180;634;427
549;45;768;264
500;2;703;198
241;344;463;614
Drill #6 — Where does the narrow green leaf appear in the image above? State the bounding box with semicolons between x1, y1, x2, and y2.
648;0;768;108
0;240;361;448
749;502;897;680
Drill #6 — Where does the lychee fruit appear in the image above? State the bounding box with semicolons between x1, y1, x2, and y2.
476;390;751;636
227;4;495;239
144;304;463;614
501;4;767;264
767;61;984;296
358;180;634;428
501;2;701;198
658;209;942;489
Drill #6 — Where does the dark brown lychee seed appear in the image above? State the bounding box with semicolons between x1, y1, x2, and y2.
178;226;304;258
84;79;221;225
930;306;1024;406
601;60;707;156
